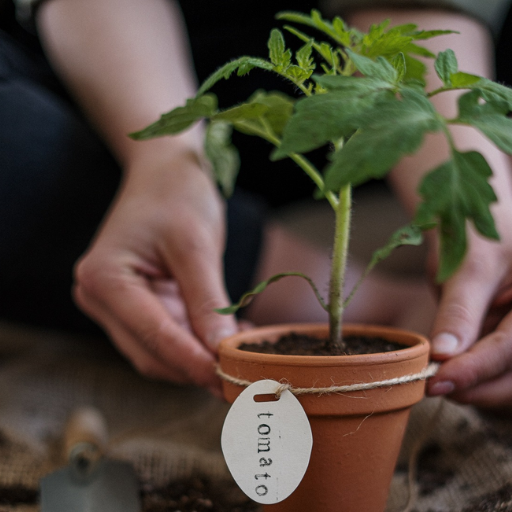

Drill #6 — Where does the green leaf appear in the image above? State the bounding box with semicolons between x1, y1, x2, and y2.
346;49;397;82
344;223;425;308
273;84;394;159
360;21;450;59
226;119;266;139
362;18;390;47
276;10;319;28
370;224;424;265
458;89;509;117
434;49;458;86
405;42;436;58
313;73;393;92
363;31;414;59
332;16;352;46
415;150;499;281
360;24;454;61
268;29;319;85
268;29;292;70
285;64;312;81
129;94;217;139
215;272;327;314
403;54;427;83
389;24;455;41
219;91;294;139
197;57;273;96
456;90;512;152
246;90;295;136
277;10;352;47
450;72;481;87
325;89;443;190
213;102;269;122
296;41;315;72
205;121;240;197
468;115;512;152
391;52;406;82
283;26;339;71
470;78;512;110
410;29;457;40
390;23;418;35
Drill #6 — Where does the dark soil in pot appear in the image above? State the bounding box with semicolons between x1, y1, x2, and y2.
238;332;405;356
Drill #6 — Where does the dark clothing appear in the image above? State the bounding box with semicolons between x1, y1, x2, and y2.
0;0;290;334
0;27;120;333
178;0;322;205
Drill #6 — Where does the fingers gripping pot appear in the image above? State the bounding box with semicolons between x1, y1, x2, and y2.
218;323;430;512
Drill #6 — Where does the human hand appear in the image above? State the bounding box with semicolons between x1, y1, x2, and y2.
427;206;512;412
73;146;237;396
343;5;512;413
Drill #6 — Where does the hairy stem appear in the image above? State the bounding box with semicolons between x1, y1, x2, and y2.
329;184;352;348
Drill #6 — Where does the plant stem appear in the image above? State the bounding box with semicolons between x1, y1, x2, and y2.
289;153;339;210
275;70;312;97
441;122;456;149
259;119;339;210
427;85;470;98
328;183;352;348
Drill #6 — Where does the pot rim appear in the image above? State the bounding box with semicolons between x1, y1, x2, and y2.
219;322;429;368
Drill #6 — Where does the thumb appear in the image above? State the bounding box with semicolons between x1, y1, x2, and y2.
430;263;497;360
170;247;238;352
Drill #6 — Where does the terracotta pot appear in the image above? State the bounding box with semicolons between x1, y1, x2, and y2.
218;323;430;512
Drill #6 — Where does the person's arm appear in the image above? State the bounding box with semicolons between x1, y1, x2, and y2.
37;0;238;393
38;0;198;163
348;8;512;411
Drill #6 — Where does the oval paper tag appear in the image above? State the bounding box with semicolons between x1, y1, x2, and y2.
221;379;313;504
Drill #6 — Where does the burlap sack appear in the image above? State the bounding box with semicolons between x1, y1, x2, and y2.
0;322;511;512
0;322;231;512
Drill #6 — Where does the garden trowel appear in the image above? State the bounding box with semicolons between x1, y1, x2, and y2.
40;406;140;512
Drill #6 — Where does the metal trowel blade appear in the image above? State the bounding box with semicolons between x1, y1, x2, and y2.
40;458;140;512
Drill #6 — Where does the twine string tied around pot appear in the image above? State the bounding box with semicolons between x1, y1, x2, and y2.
216;362;439;398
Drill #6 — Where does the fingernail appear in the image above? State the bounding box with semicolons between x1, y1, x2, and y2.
432;332;459;356
429;380;455;396
207;327;237;349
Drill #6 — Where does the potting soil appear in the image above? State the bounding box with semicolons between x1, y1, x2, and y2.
238;332;405;356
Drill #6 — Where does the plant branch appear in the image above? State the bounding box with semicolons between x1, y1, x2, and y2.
441;121;456;150
274;72;311;96
343;265;372;310
427;85;471;98
215;271;328;314
289;153;339;209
